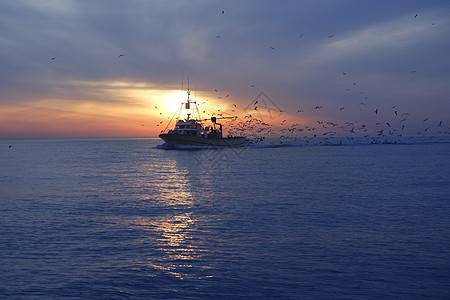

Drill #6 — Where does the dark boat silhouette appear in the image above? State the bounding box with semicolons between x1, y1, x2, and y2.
159;91;246;147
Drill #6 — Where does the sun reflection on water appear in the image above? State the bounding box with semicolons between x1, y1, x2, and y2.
125;154;214;280
146;213;212;279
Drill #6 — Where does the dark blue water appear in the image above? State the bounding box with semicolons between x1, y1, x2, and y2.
1;138;449;299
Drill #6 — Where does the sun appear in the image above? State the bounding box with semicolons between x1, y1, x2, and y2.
159;90;190;116
120;87;189;119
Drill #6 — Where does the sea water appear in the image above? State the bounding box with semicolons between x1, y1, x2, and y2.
1;137;449;299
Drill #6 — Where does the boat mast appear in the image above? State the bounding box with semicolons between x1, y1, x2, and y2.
183;85;203;122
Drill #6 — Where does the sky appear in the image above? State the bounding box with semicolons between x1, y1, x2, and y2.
1;0;449;139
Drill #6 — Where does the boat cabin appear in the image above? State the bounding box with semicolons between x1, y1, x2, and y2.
167;115;222;139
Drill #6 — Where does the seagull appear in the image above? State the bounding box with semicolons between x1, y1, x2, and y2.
438;120;442;126
411;70;416;73
375;109;378;115
216;35;222;38
270;46;275;51
314;106;323;110
222;10;225;14
328;35;334;38
394;111;398;116
342;72;347;75
340;107;345;111
297;109;304;113
118;54;125;58
50;57;55;60
254;100;258;105
414;13;418;18
423;118;429;122
9;145;12;148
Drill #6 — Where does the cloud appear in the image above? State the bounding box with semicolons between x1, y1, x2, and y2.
16;0;81;15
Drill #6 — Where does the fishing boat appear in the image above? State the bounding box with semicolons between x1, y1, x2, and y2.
159;91;246;147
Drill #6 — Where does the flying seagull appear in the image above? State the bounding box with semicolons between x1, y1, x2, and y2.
118;54;125;58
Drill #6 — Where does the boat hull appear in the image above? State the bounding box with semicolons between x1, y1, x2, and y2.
159;134;246;147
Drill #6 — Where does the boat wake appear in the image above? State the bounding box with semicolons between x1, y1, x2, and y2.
154;136;450;150
154;141;304;150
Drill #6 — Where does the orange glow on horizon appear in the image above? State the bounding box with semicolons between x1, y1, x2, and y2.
0;80;219;139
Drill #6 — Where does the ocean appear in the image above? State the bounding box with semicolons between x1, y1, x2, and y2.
1;137;449;299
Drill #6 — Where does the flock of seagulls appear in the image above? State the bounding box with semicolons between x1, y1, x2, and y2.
223;107;448;145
